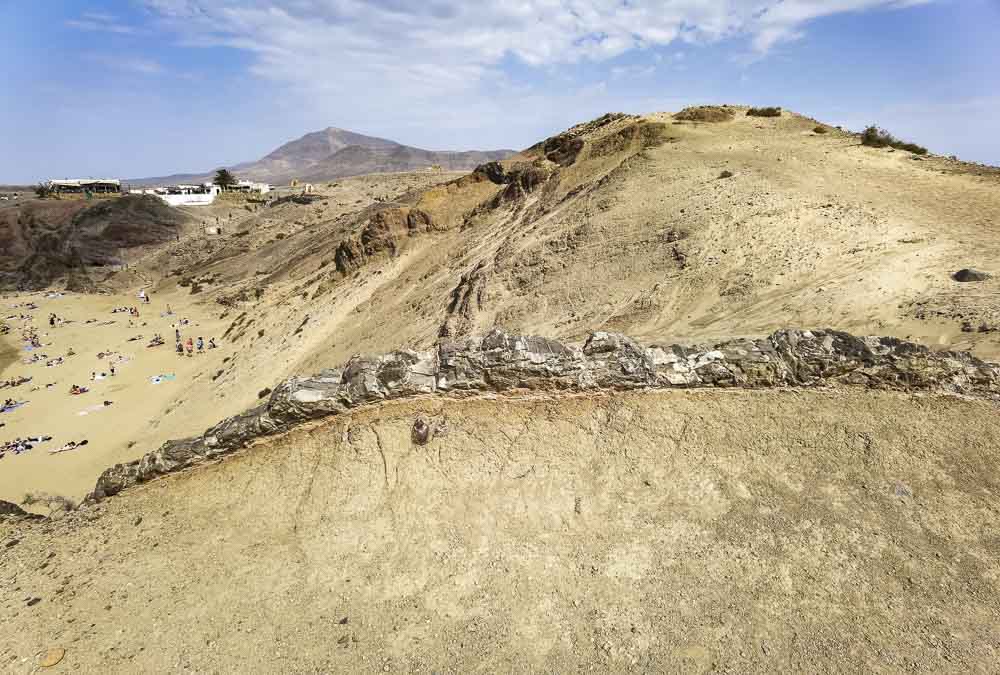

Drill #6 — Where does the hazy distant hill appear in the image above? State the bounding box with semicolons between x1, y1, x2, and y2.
131;127;515;186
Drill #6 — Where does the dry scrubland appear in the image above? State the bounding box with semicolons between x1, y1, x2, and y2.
2;106;1000;672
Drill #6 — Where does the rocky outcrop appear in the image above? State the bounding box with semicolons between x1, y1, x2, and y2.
87;328;1000;503
334;207;437;274
487;163;555;207
525;112;632;167
588;121;669;159
0;500;44;522
953;268;991;282
438;260;490;339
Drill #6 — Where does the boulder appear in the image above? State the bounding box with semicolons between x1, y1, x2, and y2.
953;268;991;282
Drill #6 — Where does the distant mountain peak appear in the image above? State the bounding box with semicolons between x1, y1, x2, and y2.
131;126;514;186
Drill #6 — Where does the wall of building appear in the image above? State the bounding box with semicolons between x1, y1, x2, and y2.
157;192;218;207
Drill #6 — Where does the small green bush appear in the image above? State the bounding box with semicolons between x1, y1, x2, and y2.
813;125;828;134
861;125;928;155
747;106;782;117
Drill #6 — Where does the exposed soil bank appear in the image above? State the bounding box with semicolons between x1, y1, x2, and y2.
2;388;998;672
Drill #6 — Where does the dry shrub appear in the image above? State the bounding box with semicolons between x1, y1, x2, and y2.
813;125;829;134
861;125;928;155
674;106;734;123
747;106;782;117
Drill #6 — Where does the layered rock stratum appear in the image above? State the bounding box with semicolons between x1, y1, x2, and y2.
87;327;999;502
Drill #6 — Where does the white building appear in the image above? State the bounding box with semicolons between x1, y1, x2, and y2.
48;179;121;194
133;183;221;207
233;180;271;194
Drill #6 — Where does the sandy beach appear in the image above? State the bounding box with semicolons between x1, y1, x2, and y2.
0;289;229;504
0;333;17;373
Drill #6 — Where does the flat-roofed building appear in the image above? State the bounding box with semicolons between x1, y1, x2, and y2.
47;179;121;194
131;183;221;206
233;180;271;194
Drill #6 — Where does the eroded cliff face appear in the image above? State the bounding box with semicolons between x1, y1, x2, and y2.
87;328;1000;502
0;195;188;290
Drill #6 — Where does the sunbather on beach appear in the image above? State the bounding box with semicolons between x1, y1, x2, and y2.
51;439;89;454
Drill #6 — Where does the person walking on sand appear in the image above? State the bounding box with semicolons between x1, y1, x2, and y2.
197;337;204;352
175;327;181;342
186;337;194;357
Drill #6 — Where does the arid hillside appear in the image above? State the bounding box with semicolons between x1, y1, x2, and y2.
3;385;999;672
3;106;999;507
141;106;1000;402
2;106;1000;672
0;195;188;291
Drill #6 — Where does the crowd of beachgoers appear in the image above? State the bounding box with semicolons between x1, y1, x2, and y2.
0;289;220;463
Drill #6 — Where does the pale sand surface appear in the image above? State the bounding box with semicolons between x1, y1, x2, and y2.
3;389;999;671
0;289;228;503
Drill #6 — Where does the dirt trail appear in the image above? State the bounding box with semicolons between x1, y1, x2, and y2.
3;388;999;672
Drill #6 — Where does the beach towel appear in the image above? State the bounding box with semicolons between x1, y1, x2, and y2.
149;374;176;385
0;401;26;413
78;404;107;416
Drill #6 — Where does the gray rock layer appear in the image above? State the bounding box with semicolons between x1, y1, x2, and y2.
88;328;1000;502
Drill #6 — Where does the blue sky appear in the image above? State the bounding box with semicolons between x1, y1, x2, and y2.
2;0;998;183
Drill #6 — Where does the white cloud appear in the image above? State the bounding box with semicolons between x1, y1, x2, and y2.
143;1;932;91
66;12;136;34
138;1;939;150
86;54;165;75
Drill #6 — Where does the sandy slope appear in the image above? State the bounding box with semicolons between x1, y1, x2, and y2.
2;388;999;672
